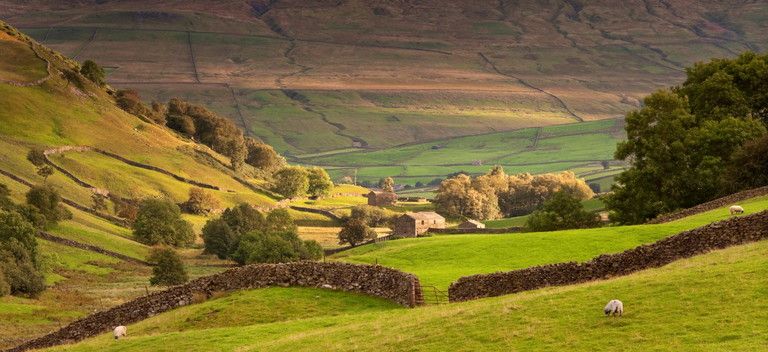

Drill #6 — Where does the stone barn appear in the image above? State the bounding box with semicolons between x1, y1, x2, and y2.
458;219;485;229
393;212;446;237
367;191;397;207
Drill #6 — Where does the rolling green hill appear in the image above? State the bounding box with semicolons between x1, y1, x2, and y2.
45;231;768;351
332;195;768;290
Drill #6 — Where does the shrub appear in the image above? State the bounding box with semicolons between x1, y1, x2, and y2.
306;167;333;198
79;60;106;86
338;219;377;246
25;185;71;226
183;187;220;215
133;199;195;246
526;190;600;232
115;89;156;121
148;248;188;286
272;166;309;198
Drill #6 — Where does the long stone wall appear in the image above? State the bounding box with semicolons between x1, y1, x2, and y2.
7;262;422;352
36;231;148;266
448;210;768;302
649;186;768;224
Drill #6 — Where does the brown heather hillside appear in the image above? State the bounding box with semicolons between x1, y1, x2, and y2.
1;0;764;156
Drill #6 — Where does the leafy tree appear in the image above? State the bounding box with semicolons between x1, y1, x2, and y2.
133;199;194;246
272;166;309;198
25;185;71;226
306;167;333;198
26;149;46;167
379;177;395;192
148;248;188;286
183;187;220;215
526;190;600;232
722;135;768;192
338;219;377;246
230;209;321;265
202;204;268;260
498;172;593;217
36;165;54;182
245;137;284;172
114;89;162;122
79;60;106;86
433;174;501;220
0;211;45;297
348;205;391;227
606;89;765;224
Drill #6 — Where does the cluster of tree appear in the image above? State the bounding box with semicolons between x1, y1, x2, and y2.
378;177;395;192
0;183;71;297
434;166;594;221
79;60;106;87
272;166;333;198
132;199;195;247
147;247;188;286
337;205;393;246
202;205;322;264
607;52;768;224
113;93;285;172
526;190;601;232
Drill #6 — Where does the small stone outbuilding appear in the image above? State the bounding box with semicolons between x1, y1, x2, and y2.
458;219;485;229
393;212;446;237
367;191;397;207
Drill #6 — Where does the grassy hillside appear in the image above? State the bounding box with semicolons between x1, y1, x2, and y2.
5;0;765;182
333;195;768;289
47;238;768;351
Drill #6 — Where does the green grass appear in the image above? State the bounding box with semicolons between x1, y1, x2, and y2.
117;287;400;336
333;196;768;289
484;198;605;229
0;37;48;82
47;239;768;351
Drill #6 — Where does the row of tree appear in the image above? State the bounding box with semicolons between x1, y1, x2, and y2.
433;166;594;221
607;52;768;224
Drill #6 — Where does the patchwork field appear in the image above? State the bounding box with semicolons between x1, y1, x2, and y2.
4;0;766;184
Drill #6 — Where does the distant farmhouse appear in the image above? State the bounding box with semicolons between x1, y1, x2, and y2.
367;190;397;206
393;212;446;237
458;219;485;230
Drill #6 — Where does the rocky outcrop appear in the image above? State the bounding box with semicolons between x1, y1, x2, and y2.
449;210;768;302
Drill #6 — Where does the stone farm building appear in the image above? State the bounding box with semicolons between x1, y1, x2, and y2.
393;212;446;237
367;191;397;207
458;219;485;229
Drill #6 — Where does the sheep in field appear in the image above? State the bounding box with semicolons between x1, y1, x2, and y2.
604;299;623;317
113;326;127;340
729;205;744;215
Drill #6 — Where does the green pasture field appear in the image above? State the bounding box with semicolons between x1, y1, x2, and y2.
0;37;48;82
49;238;768;351
333;196;768;290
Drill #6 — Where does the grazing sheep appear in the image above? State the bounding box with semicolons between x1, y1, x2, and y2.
729;205;744;215
604;299;623;317
113;326;127;340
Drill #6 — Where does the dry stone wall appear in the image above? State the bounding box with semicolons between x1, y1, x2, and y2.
649;186;768;224
7;262;422;352
429;227;523;235
449;210;768;302
36;231;148;266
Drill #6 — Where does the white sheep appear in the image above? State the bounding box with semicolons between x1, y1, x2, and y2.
113;325;127;340
604;299;623;317
729;205;744;215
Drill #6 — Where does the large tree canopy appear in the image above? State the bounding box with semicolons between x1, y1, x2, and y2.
607;52;768;224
